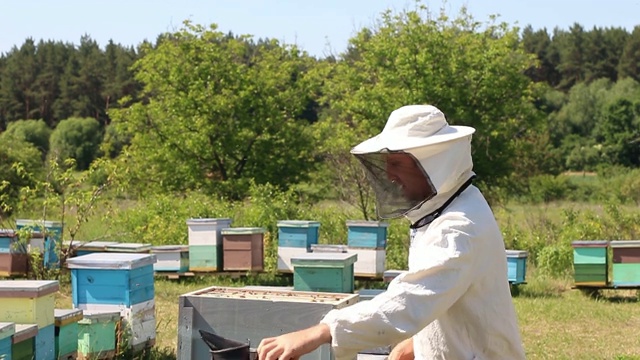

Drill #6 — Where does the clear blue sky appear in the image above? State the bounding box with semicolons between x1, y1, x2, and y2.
1;0;639;58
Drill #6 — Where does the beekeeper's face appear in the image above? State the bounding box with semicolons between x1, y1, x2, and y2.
385;152;432;202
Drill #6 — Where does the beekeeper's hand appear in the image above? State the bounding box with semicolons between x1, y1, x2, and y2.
389;337;414;360
258;323;331;360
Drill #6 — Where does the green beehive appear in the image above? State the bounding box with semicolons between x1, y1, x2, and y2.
12;323;37;360
291;253;357;293
611;240;640;286
77;310;120;359
572;240;609;286
54;308;83;359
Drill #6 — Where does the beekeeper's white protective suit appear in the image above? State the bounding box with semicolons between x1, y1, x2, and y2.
320;105;526;360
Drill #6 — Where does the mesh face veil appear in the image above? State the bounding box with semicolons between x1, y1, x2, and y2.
353;150;437;219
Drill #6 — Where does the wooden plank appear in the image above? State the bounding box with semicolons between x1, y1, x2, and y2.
177;298;193;360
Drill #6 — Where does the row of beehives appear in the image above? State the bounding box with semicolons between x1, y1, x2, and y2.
572;240;640;287
0;252;157;360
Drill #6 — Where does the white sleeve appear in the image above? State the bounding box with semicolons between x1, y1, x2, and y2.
320;224;476;360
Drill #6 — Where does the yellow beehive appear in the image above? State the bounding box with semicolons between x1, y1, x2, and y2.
0;280;59;329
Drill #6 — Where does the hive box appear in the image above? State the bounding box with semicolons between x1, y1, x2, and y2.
277;220;320;249
16;219;63;269
77;310;120;360
277;246;309;273
12;323;38;360
221;227;265;271
0;229;28;277
187;218;232;272
66;253;156;307
346;221;389;248
151;245;189;272
177;286;359;360
55;308;83;359
572;240;609;287
292;253;357;293
383;270;405;283
0;280;58;328
611;240;640;286
0;322;14;359
506;250;528;285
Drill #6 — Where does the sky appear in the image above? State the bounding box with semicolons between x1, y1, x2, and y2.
1;0;640;58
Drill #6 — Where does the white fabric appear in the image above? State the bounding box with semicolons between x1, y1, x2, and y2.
321;106;525;359
350;105;475;153
320;187;525;360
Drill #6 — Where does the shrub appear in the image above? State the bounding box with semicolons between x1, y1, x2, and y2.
49;117;103;170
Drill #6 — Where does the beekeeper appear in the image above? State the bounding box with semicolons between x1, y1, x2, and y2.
257;105;526;360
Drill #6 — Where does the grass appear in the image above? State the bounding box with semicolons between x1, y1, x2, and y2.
52;269;640;360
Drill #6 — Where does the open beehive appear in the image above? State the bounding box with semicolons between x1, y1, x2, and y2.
178;286;359;360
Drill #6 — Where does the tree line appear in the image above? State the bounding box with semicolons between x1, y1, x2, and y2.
1;6;640;218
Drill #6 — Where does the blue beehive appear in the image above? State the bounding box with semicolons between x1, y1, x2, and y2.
277;220;320;249
66;253;156;307
0;322;14;359
16;219;63;269
506;250;528;284
346;221;389;248
75;241;119;257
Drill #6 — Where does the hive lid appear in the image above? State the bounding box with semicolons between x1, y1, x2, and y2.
571;240;609;247
346;220;390;227
12;324;38;343
54;308;84;326
277;220;320;228
186;218;233;226
505;250;529;258
63;240;86;249
66;253;156;269
78;241;119;250
221;227;265;235
0;280;59;297
105;243;152;252
79;310;120;323
0;229;16;237
291;252;357;266
151;245;188;252
0;322;15;340
15;219;63;228
610;240;640;248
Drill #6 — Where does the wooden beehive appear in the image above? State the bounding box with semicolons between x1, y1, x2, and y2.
151;245;189;272
346;221;389;248
0;229;28;277
572;240;609;286
177;286;359;360
12;323;38;360
383;269;405;283
0;280;58;328
55;308;84;359
222;227;265;271
187;218;232;272
0;322;14;358
77;310;120;360
292;253;357;293
277;221;321;273
506;250;528;284
16;219;63;269
66;253;156;307
611;240;640;286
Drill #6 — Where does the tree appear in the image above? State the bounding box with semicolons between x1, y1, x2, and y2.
0;119;52;158
110;22;322;198
319;4;540;197
49;117;103;170
618;25;640;82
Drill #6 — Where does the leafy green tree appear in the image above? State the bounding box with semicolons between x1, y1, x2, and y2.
319;4;540;196
594;98;640;166
110;22;322;198
0;119;52;158
49;117;103;170
0;140;43;217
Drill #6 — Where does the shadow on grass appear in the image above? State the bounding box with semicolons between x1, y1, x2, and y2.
580;288;640;303
509;276;571;298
